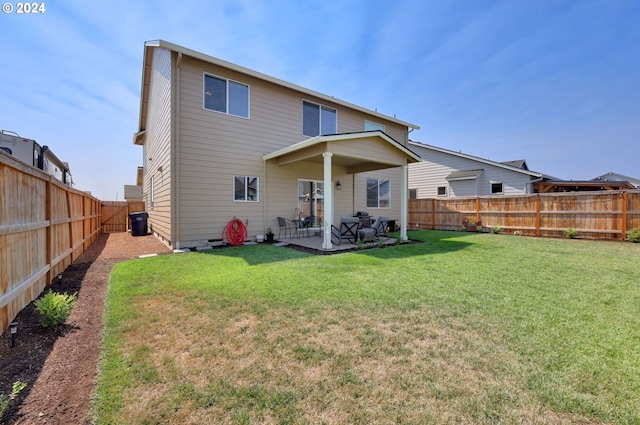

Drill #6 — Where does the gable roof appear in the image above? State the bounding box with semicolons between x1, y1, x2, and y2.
264;130;421;163
136;40;420;140
263;131;421;175
592;172;640;187
500;159;529;170
408;141;543;178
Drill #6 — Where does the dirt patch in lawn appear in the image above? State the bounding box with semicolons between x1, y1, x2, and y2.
0;232;172;425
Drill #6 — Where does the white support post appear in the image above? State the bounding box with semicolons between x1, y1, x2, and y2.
323;152;333;249
400;164;408;241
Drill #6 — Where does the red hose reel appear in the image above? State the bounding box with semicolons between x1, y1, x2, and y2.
223;218;248;246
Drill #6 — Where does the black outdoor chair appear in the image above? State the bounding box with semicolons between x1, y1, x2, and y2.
330;216;359;245
303;215;322;237
277;216;301;239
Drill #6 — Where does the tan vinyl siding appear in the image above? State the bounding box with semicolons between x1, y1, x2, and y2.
162;54;413;245
144;47;173;243
355;168;404;219
328;137;409;167
173;56;408;243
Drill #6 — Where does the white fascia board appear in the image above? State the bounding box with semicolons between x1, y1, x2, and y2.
263;131;422;163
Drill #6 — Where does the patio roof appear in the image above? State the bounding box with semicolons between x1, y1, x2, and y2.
262;131;422;173
263;130;419;250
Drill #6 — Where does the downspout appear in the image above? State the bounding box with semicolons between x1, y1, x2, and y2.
526;175;545;193
173;51;182;248
263;157;268;236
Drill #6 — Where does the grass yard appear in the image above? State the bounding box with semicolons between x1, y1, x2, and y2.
93;231;640;425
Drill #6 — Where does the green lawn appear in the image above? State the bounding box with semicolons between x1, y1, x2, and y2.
93;231;640;424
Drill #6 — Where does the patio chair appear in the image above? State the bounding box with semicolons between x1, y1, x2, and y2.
330;216;360;245
371;215;389;240
303;215;322;237
277;217;301;239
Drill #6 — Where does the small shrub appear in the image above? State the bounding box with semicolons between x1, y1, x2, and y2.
356;238;367;250
626;227;640;243
491;226;502;234
34;291;78;327
563;228;578;239
0;381;27;419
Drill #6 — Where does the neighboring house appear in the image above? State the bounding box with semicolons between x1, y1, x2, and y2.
123;185;143;202
592;172;640;189
407;141;544;198
133;40;421;249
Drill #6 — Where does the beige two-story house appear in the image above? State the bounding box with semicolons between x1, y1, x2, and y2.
133;40;421;249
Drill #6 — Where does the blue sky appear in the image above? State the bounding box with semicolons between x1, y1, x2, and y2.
1;0;638;200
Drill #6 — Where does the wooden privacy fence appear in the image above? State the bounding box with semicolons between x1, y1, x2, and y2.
101;201;145;233
409;190;640;241
0;152;101;332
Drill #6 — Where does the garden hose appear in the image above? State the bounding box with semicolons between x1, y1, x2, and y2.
223;218;248;246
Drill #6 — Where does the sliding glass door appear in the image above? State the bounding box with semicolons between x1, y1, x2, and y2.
297;179;324;223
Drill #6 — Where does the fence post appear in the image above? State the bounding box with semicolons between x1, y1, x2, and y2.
431;198;436;230
621;191;627;240
66;189;74;262
475;197;480;221
536;194;541;237
45;178;53;286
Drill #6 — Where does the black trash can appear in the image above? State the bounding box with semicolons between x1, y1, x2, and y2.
129;212;148;236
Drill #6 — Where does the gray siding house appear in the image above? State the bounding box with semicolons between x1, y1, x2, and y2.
408;142;543;198
133;40;421;249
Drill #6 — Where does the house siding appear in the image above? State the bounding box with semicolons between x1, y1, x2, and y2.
409;145;535;198
173;54;411;245
144;47;173;243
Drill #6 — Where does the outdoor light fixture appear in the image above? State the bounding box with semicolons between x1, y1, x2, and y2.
57;273;63;283
10;322;17;348
336;180;342;190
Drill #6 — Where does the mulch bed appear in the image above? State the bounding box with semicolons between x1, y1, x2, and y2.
0;233;171;425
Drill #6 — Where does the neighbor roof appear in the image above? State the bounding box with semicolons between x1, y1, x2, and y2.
408;141;543;178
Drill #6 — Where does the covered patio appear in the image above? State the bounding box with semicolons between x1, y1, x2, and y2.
270;233;398;253
263;131;421;251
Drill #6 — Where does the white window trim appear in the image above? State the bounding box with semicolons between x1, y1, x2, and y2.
203;72;250;119
367;178;391;209
437;186;447;197
149;175;154;209
364;120;385;132
490;181;504;195
302;99;337;137
233;176;259;202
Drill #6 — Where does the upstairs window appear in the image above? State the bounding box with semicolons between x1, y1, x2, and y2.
364;120;385;132
491;182;504;194
437;186;447;196
367;178;390;208
204;74;249;118
303;101;336;137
